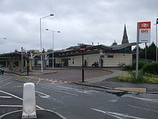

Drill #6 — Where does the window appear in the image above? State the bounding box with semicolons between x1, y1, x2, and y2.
107;55;114;58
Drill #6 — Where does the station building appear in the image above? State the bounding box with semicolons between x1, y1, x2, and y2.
0;25;136;71
51;24;136;68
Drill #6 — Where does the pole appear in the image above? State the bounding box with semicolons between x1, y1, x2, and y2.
27;59;29;75
82;52;84;82
156;23;158;62
145;43;147;62
46;29;60;68
136;22;139;79
21;47;24;72
40;18;43;72
39;14;54;72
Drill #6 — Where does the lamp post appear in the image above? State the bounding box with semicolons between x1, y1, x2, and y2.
156;18;158;62
46;29;60;68
40;14;54;72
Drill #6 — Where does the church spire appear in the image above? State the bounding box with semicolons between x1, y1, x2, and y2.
122;24;129;44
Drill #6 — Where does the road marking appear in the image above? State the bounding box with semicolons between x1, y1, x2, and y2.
36;90;50;99
0;76;14;83
0;89;44;110
91;108;145;119
36;79;42;86
124;95;158;103
0;76;24;88
1;81;14;87
25;76;64;84
57;85;74;90
0;90;22;100
57;85;99;94
0;96;12;99
14;85;23;88
26;76;34;82
0;105;22;108
128;105;158;113
54;89;78;96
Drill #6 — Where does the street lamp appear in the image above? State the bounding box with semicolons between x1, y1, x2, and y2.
40;14;54;72
46;29;60;68
156;18;158;62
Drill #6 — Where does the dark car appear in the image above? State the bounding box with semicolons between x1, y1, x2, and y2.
0;67;4;74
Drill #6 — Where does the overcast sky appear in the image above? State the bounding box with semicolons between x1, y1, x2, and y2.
0;0;158;53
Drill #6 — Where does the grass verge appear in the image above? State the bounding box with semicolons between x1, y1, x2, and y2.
112;71;158;84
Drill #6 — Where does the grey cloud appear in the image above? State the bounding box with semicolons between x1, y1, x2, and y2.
0;0;157;53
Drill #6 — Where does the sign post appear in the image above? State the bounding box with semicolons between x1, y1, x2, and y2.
80;45;85;82
136;21;151;79
21;47;24;73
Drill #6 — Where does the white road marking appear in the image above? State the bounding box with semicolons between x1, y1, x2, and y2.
0;105;22;108
55;90;79;96
0;89;44;110
128;105;158;113
91;108;145;119
0;90;22;100
57;85;100;94
109;99;117;102
44;86;78;96
0;96;12;99
124;95;158;103
57;85;74;90
36;90;50;99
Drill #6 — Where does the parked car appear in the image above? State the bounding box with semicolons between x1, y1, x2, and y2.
0;67;4;74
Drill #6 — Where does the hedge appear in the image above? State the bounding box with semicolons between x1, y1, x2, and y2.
131;61;146;70
142;62;158;75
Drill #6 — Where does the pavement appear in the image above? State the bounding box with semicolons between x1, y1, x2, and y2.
76;68;158;94
3;67;158;94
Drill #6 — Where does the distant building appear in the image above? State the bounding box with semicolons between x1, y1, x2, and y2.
46;24;136;68
0;24;136;70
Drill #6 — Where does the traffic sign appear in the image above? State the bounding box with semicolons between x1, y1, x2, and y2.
80;46;85;52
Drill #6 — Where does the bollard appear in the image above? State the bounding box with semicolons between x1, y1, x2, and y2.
22;83;37;118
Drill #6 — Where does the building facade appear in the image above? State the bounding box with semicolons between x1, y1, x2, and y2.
0;24;136;70
53;43;136;68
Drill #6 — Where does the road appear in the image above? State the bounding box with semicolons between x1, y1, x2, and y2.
0;73;158;119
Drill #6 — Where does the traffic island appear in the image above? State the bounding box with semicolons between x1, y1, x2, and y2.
0;83;66;119
0;109;66;119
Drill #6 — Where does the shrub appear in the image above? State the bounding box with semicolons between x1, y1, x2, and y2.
131;61;146;70
142;62;158;75
122;65;131;71
130;71;146;83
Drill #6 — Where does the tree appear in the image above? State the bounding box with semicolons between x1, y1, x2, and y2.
147;42;156;60
132;42;156;61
